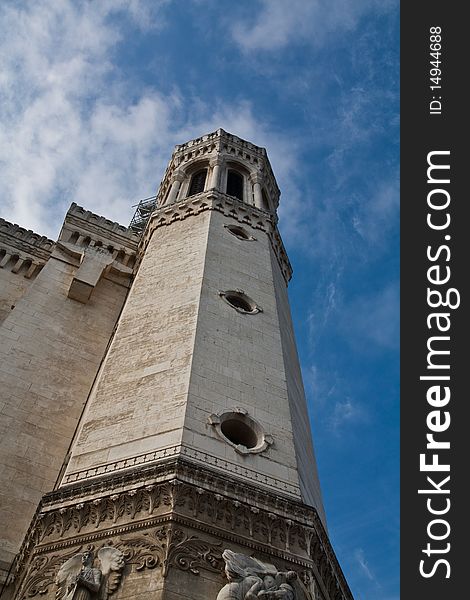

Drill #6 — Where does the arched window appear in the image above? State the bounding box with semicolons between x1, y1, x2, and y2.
188;169;207;196
262;189;270;211
226;170;244;201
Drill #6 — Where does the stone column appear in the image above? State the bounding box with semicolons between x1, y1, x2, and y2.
166;172;184;205
250;174;264;209
0;252;11;268
11;257;25;274
210;158;223;191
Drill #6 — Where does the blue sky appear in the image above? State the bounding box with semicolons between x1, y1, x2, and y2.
0;2;399;599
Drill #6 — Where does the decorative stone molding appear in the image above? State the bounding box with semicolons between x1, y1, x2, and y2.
61;445;297;497
57;458;300;520
0;219;55;259
0;205;140;290
64;204;140;250
12;461;353;600
118;525;224;577
14;527;223;600
16;547;80;599
47;203;140;299
15;513;345;600
16;536;326;600
55;242;133;303
138;191;292;284
63;444;181;484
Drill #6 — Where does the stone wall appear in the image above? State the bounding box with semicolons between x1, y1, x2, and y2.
270;247;326;524
0;219;54;324
0;205;138;583
183;208;302;496
62;210;211;478
60;192;323;522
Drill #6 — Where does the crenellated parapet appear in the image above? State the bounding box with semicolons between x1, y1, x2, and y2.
54;204;141;303
61;203;140;252
0;219;55;280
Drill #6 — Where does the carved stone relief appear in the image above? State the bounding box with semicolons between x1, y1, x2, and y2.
15;520;345;600
16;528;224;600
16;548;79;599
14;465;352;600
216;550;301;600
55;547;124;600
117;526;223;578
32;483;307;558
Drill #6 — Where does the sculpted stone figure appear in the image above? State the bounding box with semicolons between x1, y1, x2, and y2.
256;572;297;600
217;550;297;600
56;547;124;600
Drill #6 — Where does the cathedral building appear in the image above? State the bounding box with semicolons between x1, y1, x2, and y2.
0;130;353;600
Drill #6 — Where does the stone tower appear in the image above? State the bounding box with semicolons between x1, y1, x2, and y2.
0;130;353;600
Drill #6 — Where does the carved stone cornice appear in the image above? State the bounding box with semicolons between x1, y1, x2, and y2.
138;191;292;283
11;459;353;600
14;512;346;600
61;444;298;498
53;457;304;525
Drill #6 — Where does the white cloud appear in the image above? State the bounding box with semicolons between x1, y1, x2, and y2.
354;548;374;580
328;398;365;432
354;548;382;588
0;0;305;242
304;362;338;410
0;0;393;259
0;0;170;235
231;0;395;52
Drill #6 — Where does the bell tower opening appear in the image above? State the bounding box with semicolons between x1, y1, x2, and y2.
226;169;244;200
188;168;208;196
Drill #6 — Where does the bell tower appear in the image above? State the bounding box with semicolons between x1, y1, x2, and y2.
7;130;353;600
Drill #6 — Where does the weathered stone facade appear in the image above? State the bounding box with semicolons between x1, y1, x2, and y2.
0;130;353;600
0;206;139;582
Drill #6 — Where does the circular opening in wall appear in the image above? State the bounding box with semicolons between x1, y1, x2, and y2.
219;290;262;314
209;410;273;455
226;293;253;312
224;224;254;241
220;418;259;449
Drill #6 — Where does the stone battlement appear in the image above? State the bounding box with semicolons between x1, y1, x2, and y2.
0;218;55;263
65;203;140;248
